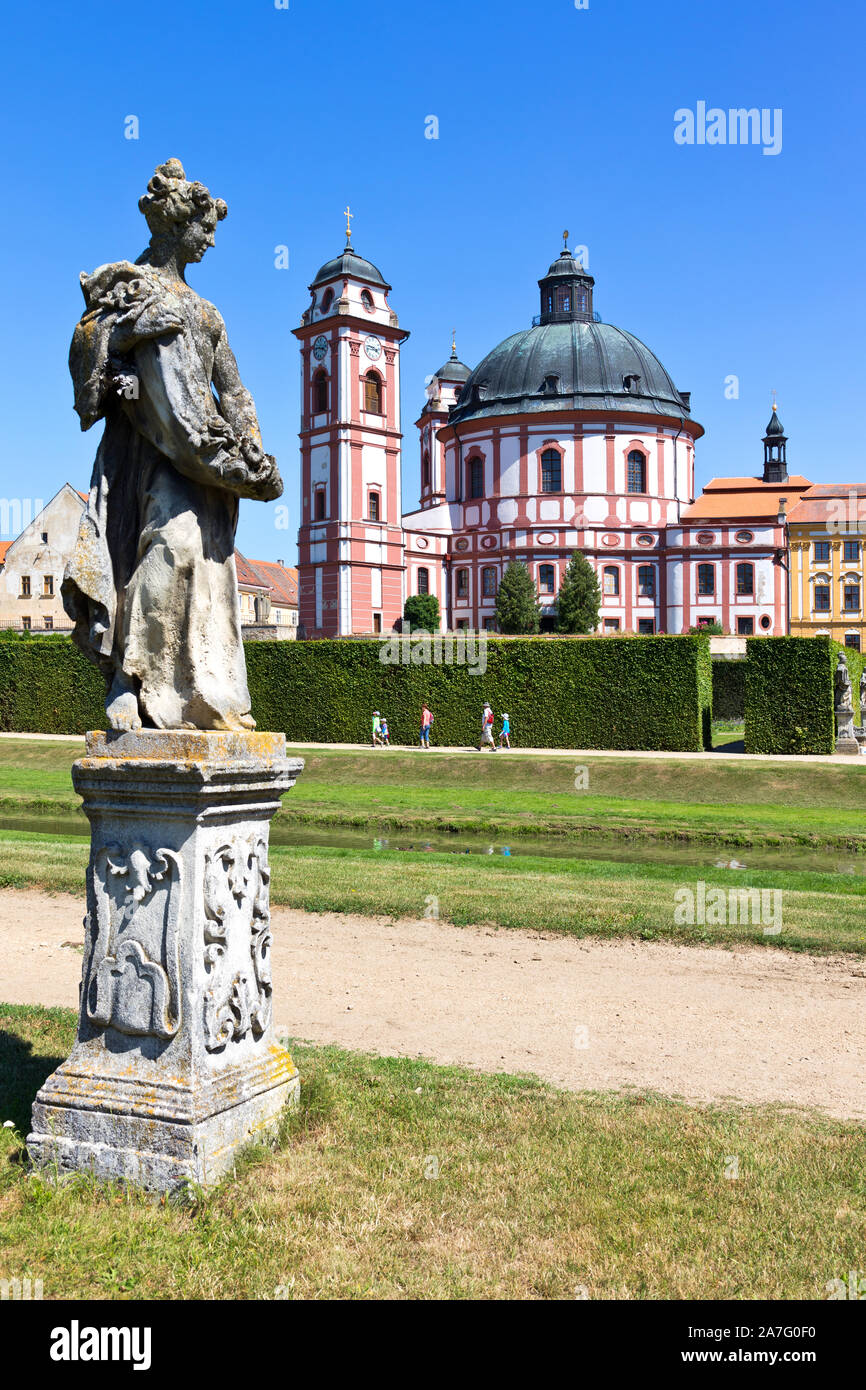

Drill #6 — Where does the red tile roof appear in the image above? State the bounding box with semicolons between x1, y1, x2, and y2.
787;483;866;526
234;551;298;607
681;476;811;522
0;541;11;564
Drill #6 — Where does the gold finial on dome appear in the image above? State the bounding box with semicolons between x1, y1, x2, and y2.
772;388;777;411
451;328;457;356
562;228;569;250
343;205;354;247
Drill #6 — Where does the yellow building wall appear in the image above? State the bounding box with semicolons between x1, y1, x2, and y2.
789;527;864;647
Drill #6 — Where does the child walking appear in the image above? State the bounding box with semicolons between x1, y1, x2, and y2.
498;712;511;749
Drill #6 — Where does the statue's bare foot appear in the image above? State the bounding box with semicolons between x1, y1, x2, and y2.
214;711;257;732
106;688;142;732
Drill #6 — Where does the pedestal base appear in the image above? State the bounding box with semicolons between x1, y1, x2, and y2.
27;729;303;1192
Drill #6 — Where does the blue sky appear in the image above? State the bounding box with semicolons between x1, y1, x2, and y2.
0;0;862;564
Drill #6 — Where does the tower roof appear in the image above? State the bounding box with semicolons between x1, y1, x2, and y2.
310;250;390;291
432;347;472;384
764;403;786;438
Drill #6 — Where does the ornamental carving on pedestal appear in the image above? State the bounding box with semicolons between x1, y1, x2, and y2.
203;837;273;1052
86;845;183;1039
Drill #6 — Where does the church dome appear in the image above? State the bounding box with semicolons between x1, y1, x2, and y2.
449;244;693;426
310;250;390;291
450;319;691;424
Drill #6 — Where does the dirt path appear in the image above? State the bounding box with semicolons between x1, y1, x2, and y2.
2;887;864;1118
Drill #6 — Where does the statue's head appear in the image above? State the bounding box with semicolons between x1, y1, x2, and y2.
139;158;227;265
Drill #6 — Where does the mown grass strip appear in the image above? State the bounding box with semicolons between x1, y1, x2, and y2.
1;1004;863;1301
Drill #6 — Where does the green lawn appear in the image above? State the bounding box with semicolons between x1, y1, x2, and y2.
1;739;865;849
2;828;864;954
1;1004;863;1300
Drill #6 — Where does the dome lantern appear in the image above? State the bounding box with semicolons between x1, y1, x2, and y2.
537;236;595;325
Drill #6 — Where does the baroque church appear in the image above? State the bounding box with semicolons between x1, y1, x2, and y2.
296;224;809;637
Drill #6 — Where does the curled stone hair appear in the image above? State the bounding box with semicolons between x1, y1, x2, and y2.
138;158;228;236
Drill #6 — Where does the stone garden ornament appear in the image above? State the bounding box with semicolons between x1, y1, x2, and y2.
64;157;281;733
28;163;303;1190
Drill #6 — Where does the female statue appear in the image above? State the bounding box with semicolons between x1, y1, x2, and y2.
64;159;281;732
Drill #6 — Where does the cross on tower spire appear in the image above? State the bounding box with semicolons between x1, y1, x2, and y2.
343;205;354;247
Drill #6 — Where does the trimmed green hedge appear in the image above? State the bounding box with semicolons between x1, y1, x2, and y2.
711;659;746;721
744;636;838;755
0;640;103;735
247;635;713;751
0;635;713;752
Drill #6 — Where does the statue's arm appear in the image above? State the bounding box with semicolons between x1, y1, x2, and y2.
124;334;282;501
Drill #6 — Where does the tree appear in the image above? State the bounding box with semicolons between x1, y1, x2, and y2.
555;550;601;634
403;593;440;632
494;561;540;634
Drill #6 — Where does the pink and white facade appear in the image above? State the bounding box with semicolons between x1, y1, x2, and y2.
296;239;799;637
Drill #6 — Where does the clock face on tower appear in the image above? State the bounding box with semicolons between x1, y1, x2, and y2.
363;335;382;361
312;335;328;361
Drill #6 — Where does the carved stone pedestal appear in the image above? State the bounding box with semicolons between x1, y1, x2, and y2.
835;707;860;755
28;730;303;1191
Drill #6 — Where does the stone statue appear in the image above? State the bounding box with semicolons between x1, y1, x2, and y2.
63;158;282;733
861;668;866;715
835;652;854;712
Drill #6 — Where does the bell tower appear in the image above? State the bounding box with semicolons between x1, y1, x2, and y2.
762;399;788;483
294;212;409;637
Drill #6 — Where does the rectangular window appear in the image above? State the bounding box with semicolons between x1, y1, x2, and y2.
637;566;655;598
368;492;380;522
814;585;831;612
41;531;48;544
44;575;54;597
456;568;468;599
844;584;860;612
44;616;53;631
736;563;754;596
20;576;30;597
603;567;619;597
696;615;717;628
417;567;429;595
604;618;620;632
540;450;561;494
456;619;469;630
468;458;484;499
697;564;715;596
538;564;555;594
637;619;655;635
21;616;31;630
843;539;860;563
482;567;497;597
845;633;861;651
372;613;382;634
482;617;496;631
737;616;754;635
814;540;830;563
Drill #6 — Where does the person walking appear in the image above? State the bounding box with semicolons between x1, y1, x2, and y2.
380;716;391;746
498;712;511;749
420;702;433;748
478;701;496;751
372;710;382;747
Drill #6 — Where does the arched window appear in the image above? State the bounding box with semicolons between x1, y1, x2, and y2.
361;289;374;312
417;567;429;594
364;371;382;413
312;369;329;414
539;564;556;594
368;491;380;522
321;289;333;313
637;565;655;598
627;450;647;494
603;566;620;597
456;568;469;599
697;563;715;596
468;456;484;499
735;562;754;595
422;452;431;489
541;448;562;494
315;489;326;521
482;566;497;597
